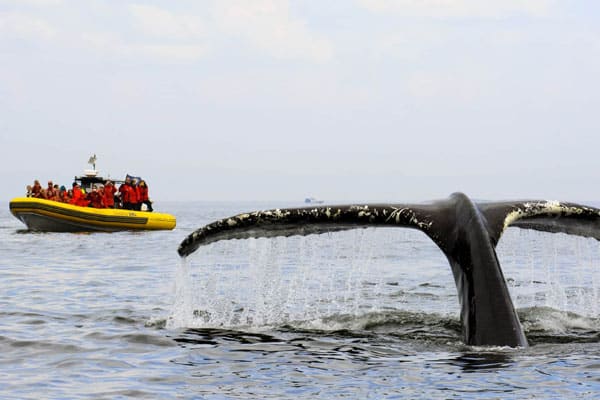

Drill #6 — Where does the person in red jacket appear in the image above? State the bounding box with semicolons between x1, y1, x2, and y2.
103;180;116;208
69;182;89;207
31;180;43;198
138;180;153;212
58;186;69;203
119;177;134;210
87;185;106;208
130;179;141;211
46;181;57;201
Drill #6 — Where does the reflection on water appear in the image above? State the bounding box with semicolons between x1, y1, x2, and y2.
451;352;515;372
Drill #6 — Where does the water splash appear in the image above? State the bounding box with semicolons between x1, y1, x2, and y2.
497;228;600;317
168;229;453;330
170;227;600;341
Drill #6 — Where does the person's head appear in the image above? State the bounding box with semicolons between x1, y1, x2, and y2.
54;184;59;189
47;181;53;187
105;180;113;186
60;185;66;192
140;180;146;187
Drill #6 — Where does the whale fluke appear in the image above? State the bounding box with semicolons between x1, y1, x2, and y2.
177;192;600;347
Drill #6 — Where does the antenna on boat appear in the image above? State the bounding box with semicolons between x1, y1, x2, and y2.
88;154;97;171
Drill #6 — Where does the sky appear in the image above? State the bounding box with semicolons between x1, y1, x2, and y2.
1;0;599;203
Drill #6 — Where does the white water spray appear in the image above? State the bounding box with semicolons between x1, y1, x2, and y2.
498;228;600;318
169;229;453;330
170;227;600;333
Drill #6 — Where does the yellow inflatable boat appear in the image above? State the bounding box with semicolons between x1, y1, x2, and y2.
9;197;176;232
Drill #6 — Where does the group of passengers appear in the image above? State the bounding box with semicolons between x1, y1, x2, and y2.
26;176;153;212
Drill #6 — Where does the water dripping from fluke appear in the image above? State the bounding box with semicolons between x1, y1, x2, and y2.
175;195;600;348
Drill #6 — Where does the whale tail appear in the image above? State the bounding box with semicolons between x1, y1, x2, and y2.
178;193;600;347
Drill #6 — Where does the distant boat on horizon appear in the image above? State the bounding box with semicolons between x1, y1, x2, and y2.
304;197;324;204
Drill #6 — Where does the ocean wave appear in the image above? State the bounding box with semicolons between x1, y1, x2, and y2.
167;306;600;345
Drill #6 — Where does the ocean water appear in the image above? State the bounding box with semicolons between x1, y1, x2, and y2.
1;200;599;399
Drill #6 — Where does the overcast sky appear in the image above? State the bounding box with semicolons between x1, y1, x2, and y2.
1;0;599;203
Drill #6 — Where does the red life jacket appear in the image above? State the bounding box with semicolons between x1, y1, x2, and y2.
138;185;149;202
120;184;133;203
130;185;139;204
88;191;105;208
104;185;116;207
69;187;89;207
31;183;42;198
46;186;57;200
